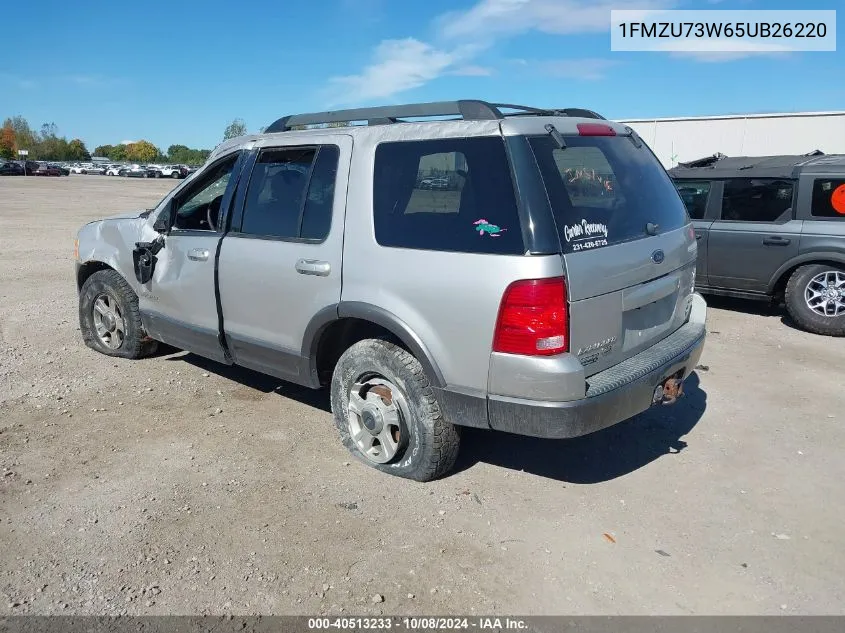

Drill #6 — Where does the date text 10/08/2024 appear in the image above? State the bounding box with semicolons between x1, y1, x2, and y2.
307;617;529;630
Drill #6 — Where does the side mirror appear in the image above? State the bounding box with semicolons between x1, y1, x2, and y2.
153;201;173;233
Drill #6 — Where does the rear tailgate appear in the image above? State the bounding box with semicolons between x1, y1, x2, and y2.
528;128;697;376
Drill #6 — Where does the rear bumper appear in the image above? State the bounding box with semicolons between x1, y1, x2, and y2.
486;293;707;439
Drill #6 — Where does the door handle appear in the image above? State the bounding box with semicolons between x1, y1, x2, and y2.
695;234;703;240
295;259;331;276
187;248;209;261
762;237;791;246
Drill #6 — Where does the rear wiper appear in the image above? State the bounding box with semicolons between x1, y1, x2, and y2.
545;123;566;150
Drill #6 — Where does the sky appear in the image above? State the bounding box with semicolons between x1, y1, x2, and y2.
1;0;842;151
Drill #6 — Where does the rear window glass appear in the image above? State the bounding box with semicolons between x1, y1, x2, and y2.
373;137;524;254
811;178;845;218
529;136;689;253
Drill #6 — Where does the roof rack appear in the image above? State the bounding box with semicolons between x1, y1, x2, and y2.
265;100;605;133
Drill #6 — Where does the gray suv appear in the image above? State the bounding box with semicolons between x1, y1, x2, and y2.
669;153;845;336
75;100;707;481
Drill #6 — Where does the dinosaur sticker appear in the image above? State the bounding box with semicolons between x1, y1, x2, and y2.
473;219;507;237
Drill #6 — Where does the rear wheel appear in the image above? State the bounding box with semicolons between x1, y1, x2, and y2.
79;270;158;358
785;264;845;336
330;339;460;481
171;171;180;179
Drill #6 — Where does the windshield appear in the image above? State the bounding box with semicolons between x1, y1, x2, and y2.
529;135;689;253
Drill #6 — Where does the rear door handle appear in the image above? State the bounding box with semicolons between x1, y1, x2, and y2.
187;248;209;261
762;237;791;246
295;259;331;276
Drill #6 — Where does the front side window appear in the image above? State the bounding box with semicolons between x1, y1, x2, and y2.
810;178;845;219
720;178;794;223
674;181;711;220
373;137;524;254
172;154;239;231
239;145;339;240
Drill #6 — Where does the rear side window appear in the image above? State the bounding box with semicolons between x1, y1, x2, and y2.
811;178;845;218
721;178;794;222
373;137;524;254
240;145;338;240
674;180;711;220
529;135;688;253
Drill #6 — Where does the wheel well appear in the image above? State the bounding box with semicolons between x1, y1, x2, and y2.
314;318;405;386
77;261;114;291
773;259;845;300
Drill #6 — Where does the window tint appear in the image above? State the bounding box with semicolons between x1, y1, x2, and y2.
173;154;239;231
720;178;793;222
530;136;688;253
373;137;524;254
674;180;711;220
242;148;315;237
810;178;845;219
301;146;339;240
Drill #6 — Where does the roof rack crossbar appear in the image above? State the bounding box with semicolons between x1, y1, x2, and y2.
264;100;607;132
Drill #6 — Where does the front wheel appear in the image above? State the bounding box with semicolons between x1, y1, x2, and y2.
330;339;460;481
785;264;845;336
79;269;158;358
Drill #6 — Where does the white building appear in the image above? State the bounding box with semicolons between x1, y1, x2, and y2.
619;111;845;168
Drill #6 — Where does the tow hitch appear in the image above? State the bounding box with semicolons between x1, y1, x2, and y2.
652;372;684;406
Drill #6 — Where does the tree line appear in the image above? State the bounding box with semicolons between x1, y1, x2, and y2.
1;117;91;162
0;114;214;166
0;115;322;166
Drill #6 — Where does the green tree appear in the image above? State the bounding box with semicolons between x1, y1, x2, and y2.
223;118;247;140
108;144;128;161
0;121;15;159
93;144;114;157
125;140;160;163
68;139;90;161
7;116;36;154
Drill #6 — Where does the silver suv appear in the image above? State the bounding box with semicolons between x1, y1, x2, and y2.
74;100;707;481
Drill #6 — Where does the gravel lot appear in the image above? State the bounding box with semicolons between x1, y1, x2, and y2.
1;176;844;616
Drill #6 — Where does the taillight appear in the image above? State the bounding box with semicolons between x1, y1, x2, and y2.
493;277;568;356
577;123;616;136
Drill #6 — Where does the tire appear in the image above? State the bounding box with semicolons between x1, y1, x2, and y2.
79;269;159;358
171;171;180;179
330;339;460;481
784;264;845;336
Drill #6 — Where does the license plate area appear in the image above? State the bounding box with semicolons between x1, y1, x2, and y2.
652;370;685;406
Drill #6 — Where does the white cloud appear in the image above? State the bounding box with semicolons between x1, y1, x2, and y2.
327;38;454;104
324;0;710;104
449;65;495;76
438;0;674;41
663;39;793;62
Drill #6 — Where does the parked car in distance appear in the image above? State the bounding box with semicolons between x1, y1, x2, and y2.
152;164;187;179
119;165;157;178
82;165;106;175
49;163;70;176
70;163;89;174
669;152;845;336
105;164;123;176
74;99;706;481
0;161;25;176
33;162;62;176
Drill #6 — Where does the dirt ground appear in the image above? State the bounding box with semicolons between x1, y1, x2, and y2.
1;176;844;616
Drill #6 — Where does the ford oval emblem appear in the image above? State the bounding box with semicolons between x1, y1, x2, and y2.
652;249;665;264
